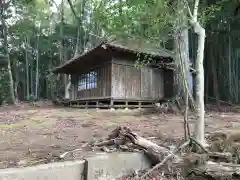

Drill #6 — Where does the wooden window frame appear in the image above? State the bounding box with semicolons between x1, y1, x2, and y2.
78;71;97;91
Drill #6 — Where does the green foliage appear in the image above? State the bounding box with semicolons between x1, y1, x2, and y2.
91;0;173;42
198;0;229;26
0;0;237;103
0;69;11;104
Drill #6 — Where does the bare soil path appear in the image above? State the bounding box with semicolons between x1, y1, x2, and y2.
0;103;239;168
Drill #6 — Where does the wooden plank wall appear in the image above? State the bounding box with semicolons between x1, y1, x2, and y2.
112;58;164;100
140;67;164;100
70;57;168;101
70;74;77;100
112;63;126;98
140;68;152;99
152;68;164;99
71;62;111;100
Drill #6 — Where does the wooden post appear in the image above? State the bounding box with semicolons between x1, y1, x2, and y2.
110;100;115;111
138;101;142;109
125;101;128;110
85;101;88;109
96;101;99;110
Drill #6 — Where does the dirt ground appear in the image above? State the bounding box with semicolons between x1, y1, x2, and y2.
0;102;239;169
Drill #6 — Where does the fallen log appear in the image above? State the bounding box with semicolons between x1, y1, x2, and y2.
139;140;190;180
188;161;240;180
94;126;178;164
93;138;126;147
95;127;240;180
208;152;233;163
113;127;176;164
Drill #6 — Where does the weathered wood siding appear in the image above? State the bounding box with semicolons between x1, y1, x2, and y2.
111;58;164;100
70;74;77;100
150;68;164;99
70;56;170;101
72;62;111;100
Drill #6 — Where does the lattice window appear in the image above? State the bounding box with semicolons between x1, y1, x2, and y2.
78;71;97;91
86;71;97;89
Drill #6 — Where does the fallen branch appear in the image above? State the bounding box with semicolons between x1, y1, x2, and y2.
208;152;232;163
25;158;49;167
59;148;82;159
138;140;190;180
93;138;128;147
189;137;209;153
93;126;176;165
92;127;240;179
188;161;240;179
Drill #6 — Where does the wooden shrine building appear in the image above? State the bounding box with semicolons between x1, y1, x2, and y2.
52;40;174;108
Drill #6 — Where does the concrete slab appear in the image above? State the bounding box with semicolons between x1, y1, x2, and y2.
0;160;86;180
86;152;151;180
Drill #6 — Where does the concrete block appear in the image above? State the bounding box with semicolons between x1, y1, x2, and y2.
0;160;86;180
86;152;151;180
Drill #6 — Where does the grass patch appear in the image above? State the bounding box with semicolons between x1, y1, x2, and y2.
0;123;23;128
103;121;117;127
0;116;57;129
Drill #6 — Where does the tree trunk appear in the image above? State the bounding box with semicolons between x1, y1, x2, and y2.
182;0;206;145
192;22;206;145
59;0;70;99
189;162;240;180
6;56;15;104
74;27;80;56
228;24;232;103
211;39;220;109
30;64;34;97
64;75;71;99
94;127;178;165
0;0;15;104
14;64;19;103
174;0;191;107
35;35;39;100
25;36;30;100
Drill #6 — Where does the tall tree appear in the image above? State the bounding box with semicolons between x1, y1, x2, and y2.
0;0;15;104
35;34;39;100
174;0;191;140
25;36;30;100
184;0;206;145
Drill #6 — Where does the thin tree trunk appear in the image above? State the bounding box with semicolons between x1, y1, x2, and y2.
14;64;19;103
74;27;80;56
60;0;64;65
80;0;85;52
48;63;52;99
228;24;232;103
25;36;30;100
30;64;33;97
184;0;206;145
194;26;205;145
0;0;15;104
211;38;220;109
6;57;15;104
205;75;208;104
64;77;71;99
87;1;93;48
59;0;69;99
35;35;39;100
